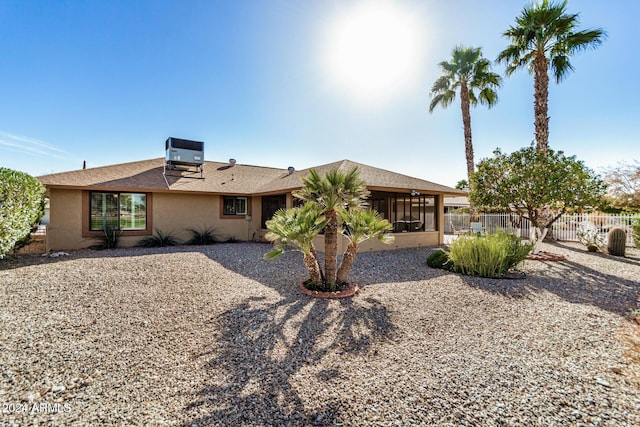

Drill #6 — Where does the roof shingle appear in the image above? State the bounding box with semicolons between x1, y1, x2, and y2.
38;158;465;196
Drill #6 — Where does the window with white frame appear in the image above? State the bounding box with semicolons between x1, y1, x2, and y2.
223;196;248;215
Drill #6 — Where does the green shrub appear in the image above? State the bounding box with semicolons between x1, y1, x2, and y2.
0;168;46;258
137;228;181;247
632;217;640;249
426;249;453;270
447;230;533;277
185;226;220;245
90;226;122;250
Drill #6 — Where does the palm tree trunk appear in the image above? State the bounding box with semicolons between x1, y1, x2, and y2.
460;82;477;219
324;209;338;284
534;53;550;152
310;246;324;283
336;241;358;284
303;252;322;284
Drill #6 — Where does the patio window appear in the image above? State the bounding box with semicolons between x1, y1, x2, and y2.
90;192;147;231
389;194;436;232
223;196;248;215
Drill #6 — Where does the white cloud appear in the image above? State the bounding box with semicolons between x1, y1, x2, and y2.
0;131;65;159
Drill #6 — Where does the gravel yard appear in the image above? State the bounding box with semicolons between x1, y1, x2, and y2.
1;241;640;426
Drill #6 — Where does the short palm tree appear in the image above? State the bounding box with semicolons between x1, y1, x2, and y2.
497;0;604;151
264;203;326;284
336;209;393;283
429;46;501;192
293;166;369;286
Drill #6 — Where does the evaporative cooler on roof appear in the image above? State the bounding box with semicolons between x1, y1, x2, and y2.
164;137;205;181
165;137;204;167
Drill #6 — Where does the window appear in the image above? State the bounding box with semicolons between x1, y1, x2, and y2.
389;194;436;232
223;196;248;216
90;192;147;231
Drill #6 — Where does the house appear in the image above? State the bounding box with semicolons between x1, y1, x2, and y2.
38;153;465;252
444;196;470;213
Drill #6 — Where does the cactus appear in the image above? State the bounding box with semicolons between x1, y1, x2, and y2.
607;227;626;257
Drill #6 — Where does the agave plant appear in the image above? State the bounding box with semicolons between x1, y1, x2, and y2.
137;228;181;248
185;226;220;245
90;226;122;250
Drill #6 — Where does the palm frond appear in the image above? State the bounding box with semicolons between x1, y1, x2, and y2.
263;204;326;258
340;209;393;245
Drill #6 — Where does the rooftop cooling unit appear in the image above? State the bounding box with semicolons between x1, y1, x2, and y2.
165;137;204;167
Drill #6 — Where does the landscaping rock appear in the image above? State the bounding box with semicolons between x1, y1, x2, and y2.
1;241;639;425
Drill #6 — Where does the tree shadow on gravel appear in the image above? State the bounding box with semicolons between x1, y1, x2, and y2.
460;257;640;316
182;294;395;426
199;243;449;292
545;241;640;267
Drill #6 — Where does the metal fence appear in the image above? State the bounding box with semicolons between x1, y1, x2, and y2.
444;213;638;247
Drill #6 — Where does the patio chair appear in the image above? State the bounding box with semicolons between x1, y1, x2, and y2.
470;222;482;235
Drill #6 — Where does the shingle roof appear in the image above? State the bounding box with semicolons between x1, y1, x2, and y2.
38;158;465;196
255;159;465;195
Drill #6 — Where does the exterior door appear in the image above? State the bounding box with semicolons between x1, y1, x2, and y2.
261;195;287;228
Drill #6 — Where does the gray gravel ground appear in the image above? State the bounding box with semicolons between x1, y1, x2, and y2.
1;241;639;426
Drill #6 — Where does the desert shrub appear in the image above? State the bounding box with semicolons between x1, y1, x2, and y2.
576;221;605;252
447;230;533;277
632;218;640;249
185;226;220;245
137;228;181;247
90;226;122;250
0;168;46;258
426;249;453;271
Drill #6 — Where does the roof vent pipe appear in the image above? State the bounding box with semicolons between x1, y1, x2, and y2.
287;166;295;175
229;158;236;167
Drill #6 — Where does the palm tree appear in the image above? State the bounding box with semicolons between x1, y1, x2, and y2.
264;204;326;284
429;46;501;192
497;0;604;151
293;166;369;287
336;209;393;284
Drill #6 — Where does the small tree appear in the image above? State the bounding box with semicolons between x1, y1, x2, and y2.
265;167;394;292
264;203;326;284
470;146;605;253
336;209;393;283
455;179;469;191
293;166;369;285
602;161;640;211
0;168;46;258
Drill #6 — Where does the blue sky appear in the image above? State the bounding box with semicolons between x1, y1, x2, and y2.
1;0;637;187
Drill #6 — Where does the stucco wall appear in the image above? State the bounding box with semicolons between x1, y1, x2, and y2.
46;190;446;251
153;192;218;242
46;190;264;250
46;189;84;251
313;231;441;254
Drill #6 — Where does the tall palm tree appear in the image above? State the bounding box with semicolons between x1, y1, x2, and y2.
429;46;501;192
497;0;604;151
293;166;369;287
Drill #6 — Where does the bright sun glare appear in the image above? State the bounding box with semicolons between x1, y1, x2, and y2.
322;1;423;104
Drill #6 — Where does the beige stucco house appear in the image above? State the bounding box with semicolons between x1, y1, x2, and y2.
38;157;465;252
